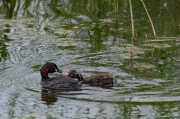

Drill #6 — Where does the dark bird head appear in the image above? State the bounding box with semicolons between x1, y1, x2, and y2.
40;62;62;79
64;70;83;81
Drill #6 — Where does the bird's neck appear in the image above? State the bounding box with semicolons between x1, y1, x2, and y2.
41;71;50;80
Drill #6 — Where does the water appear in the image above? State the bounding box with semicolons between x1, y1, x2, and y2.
0;0;180;118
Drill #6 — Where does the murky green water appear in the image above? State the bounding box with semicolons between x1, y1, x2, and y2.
0;0;180;118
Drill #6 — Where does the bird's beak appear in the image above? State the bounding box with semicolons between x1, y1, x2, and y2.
56;69;63;73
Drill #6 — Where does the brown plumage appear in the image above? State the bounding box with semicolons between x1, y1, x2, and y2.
64;70;117;87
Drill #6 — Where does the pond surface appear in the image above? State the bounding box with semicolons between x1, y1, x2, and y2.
0;0;180;118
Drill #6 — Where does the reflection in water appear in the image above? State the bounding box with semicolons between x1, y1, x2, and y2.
89;24;104;52
41;89;58;105
41;88;83;105
2;0;20;19
0;24;9;62
0;40;9;62
0;0;180;118
0;39;9;62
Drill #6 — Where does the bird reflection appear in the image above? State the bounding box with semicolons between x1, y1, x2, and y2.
41;88;83;105
41;89;58;105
